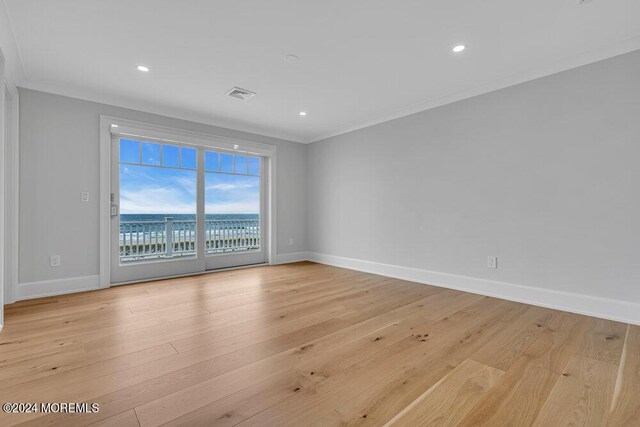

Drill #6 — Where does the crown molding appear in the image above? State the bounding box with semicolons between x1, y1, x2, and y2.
18;80;306;144
307;37;640;144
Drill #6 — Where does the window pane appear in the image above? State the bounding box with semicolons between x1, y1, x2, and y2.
205;151;219;172
234;156;247;174
120;139;140;163
141;142;161;166
248;157;260;176
181;147;197;169
205;172;261;254
220;153;234;173
162;145;180;168
119;164;197;261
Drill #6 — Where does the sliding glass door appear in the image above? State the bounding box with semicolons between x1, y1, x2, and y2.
110;135;266;284
203;150;266;270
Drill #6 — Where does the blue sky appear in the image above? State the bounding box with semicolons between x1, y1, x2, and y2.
119;139;260;214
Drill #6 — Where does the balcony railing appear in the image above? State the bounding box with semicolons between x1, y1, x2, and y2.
119;217;260;262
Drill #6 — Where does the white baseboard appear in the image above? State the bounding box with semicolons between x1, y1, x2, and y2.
11;255;640;326
308;252;640;326
17;275;101;300
14;257;307;301
273;251;310;265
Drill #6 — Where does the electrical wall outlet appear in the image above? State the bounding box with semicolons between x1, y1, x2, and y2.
288;238;295;246
50;255;61;267
81;192;90;202
487;256;498;269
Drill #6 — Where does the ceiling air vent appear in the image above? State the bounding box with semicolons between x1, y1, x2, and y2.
226;87;256;100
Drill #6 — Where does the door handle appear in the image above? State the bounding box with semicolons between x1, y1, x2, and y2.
110;192;119;218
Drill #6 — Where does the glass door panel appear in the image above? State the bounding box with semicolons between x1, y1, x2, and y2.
204;150;266;270
110;137;204;283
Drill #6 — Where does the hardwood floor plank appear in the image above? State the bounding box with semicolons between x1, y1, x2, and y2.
0;262;636;427
298;292;485;383
470;305;557;371
310;299;529;425
456;311;587;426
384;359;504;426
0;303;209;363
89;410;140;427
533;354;618;426
608;325;640;426
160;370;312;427
237;298;512;426
133;293;457;425
73;278;398;358
574;317;628;364
154;292;484;426
9;319;351;426
0;343;177;389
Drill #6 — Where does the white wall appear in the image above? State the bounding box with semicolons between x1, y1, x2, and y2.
307;50;640;321
18;89;306;288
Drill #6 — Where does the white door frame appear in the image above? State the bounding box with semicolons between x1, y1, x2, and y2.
1;48;20;324
0;55;5;326
99;116;277;288
3;82;19;305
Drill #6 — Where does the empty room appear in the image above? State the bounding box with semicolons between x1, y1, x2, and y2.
1;0;640;425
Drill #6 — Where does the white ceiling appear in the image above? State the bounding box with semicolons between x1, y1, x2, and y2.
4;0;640;143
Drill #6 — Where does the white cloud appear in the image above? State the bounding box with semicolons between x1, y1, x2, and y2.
206;183;255;191
175;176;197;195
121;187;258;214
120;187;196;214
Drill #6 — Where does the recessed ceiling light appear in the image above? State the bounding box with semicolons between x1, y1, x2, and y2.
452;45;466;53
233;144;239;150
284;54;299;63
299;112;307;116
111;124;118;128
137;65;150;72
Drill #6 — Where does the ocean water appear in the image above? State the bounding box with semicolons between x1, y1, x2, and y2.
121;214;259;222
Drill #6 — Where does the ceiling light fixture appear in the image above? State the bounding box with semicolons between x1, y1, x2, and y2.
284;54;299;63
137;65;150;72
452;45;466;53
299;112;307;116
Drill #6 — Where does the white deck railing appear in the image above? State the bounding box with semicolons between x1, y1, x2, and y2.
205;219;260;254
119;218;260;262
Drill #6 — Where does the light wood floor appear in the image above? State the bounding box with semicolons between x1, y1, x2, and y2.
1;262;639;426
